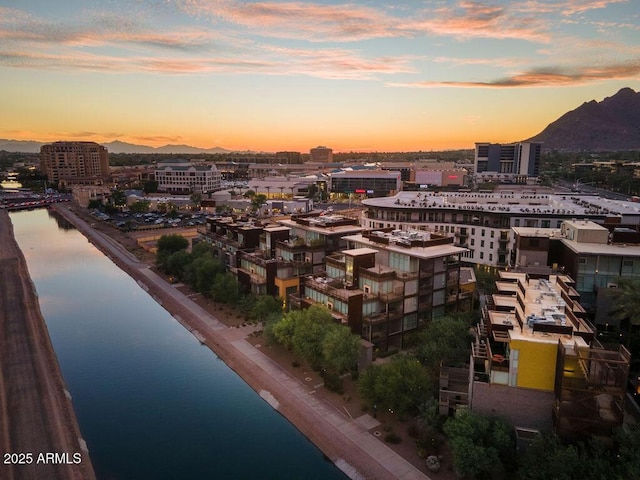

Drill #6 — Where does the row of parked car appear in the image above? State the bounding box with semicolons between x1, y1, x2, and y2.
90;209;209;230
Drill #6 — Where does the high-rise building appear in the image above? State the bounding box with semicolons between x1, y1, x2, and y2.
310;146;333;163
474;142;541;182
40;141;110;187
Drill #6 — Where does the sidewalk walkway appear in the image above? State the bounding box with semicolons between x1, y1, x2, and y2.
230;340;431;480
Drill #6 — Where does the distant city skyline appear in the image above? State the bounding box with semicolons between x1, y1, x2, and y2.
1;0;639;152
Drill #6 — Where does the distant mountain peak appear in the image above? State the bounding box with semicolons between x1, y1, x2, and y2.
525;87;640;151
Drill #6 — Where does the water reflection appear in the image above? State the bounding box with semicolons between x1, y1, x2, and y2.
10;209;346;480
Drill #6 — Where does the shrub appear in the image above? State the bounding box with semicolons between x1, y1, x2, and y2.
323;371;344;394
384;433;402;444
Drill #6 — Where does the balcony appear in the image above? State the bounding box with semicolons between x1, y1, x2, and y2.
379;289;404;303
236;266;267;285
364;312;388;325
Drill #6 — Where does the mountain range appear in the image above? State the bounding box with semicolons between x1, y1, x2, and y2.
0;139;233;154
525;87;640;151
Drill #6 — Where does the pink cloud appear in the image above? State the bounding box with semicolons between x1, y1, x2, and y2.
389;60;640;88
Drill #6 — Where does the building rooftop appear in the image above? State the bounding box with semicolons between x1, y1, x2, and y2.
514;223;640;256
344;247;379;257
490;274;592;346
363;191;640;221
278;216;363;236
344;233;466;260
560;238;640;256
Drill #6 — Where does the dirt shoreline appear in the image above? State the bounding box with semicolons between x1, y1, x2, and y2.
49;203;430;480
0;210;96;480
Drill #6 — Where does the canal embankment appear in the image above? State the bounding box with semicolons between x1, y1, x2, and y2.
0;210;95;480
49;203;430;480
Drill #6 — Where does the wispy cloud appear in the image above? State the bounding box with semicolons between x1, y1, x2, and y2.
0;9;219;51
389;59;640;88
175;0;554;43
131;135;185;144
0;44;413;80
174;0;398;42
404;1;551;43
560;0;629;16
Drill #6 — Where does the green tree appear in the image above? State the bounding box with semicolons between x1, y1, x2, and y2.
193;254;224;294
156;234;189;270
443;408;515;479
607;277;640;347
269;315;297;350
190;192;202;210
322;325;360;373
517;433;579;480
165;250;191;279
251;193;267;212
249;295;282;322
110;189;126;208
414;314;473;373
243;189;256;198
613;424;640;480
143;180;158;193
359;356;433;416
167;205;179;219
130;200;151;213
211;273;240;304
87;199;102;210
291;310;332;369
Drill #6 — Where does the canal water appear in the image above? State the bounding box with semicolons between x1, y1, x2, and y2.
10;209;346;480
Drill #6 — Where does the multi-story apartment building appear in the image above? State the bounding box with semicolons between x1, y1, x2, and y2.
474;142;541;183
199;216;265;269
40;141;110;188
329;170;402;198
512;219;640;312
361;191;640;267
155;159;222;194
221;214;363;306
461;271;630;441
291;229;471;351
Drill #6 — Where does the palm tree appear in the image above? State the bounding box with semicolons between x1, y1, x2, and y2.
608;277;640;347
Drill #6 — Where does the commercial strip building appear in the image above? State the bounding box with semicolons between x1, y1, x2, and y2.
361;191;640;268
329;170;402;198
40;141;110;188
155;159;222;194
457;271;630;441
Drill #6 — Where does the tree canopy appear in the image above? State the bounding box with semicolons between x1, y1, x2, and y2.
414;314;474;373
443;408;515;479
266;305;360;378
607;277;640;346
156;234;189;269
359;356;433;416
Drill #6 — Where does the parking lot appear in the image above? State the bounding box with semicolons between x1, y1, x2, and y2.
90;209;209;231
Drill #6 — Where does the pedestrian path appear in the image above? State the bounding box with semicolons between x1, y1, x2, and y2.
230;340;432;480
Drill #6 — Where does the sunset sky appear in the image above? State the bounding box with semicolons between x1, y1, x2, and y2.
1;0;639;152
